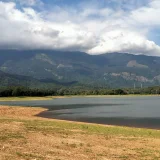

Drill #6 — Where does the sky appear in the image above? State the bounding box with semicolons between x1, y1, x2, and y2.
0;0;160;56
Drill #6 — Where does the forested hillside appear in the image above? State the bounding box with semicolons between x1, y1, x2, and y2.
0;50;160;88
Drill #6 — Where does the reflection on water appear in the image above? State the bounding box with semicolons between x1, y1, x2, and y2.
0;96;160;129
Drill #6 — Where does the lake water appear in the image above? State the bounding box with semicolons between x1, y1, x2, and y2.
0;96;160;129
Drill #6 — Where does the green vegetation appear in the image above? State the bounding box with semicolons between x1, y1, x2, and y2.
0;86;160;97
0;117;160;139
21;119;160;138
1;50;160;89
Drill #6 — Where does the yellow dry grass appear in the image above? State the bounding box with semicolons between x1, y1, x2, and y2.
0;105;160;160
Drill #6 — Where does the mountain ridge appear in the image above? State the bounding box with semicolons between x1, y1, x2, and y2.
0;50;160;88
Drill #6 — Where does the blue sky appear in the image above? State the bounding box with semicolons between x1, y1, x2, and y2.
0;0;160;56
29;0;153;12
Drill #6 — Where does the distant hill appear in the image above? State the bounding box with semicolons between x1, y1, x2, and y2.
0;70;39;88
0;70;77;89
0;50;160;88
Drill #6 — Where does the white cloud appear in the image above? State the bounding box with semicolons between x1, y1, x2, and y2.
0;1;160;56
131;0;160;27
0;2;96;51
88;28;160;55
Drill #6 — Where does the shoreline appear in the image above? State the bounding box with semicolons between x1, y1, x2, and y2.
0;96;160;130
1;104;160;131
0;94;159;101
0;105;160;132
38;111;160;131
0;105;136;130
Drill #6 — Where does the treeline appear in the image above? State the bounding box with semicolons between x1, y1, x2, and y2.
0;87;56;97
0;86;160;97
0;87;127;97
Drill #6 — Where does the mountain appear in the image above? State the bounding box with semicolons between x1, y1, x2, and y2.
0;70;39;88
0;69;77;89
0;50;160;88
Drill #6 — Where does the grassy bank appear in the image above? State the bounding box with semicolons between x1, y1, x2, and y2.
0;106;160;160
0;96;53;101
0;94;159;101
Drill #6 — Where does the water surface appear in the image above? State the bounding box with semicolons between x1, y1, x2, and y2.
0;96;160;129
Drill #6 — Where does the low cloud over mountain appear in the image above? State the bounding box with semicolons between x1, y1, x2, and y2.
0;0;160;56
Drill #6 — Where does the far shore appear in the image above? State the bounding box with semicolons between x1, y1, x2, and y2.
0;94;159;101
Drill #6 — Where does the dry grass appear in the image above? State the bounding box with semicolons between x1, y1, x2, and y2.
0;105;47;119
0;97;53;101
0;105;160;160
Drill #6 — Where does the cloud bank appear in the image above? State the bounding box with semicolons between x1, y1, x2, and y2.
0;0;160;56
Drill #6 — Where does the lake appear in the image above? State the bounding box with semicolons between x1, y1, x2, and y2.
0;96;160;129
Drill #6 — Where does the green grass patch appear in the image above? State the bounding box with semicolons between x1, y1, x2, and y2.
10;118;160;138
1;117;160;138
